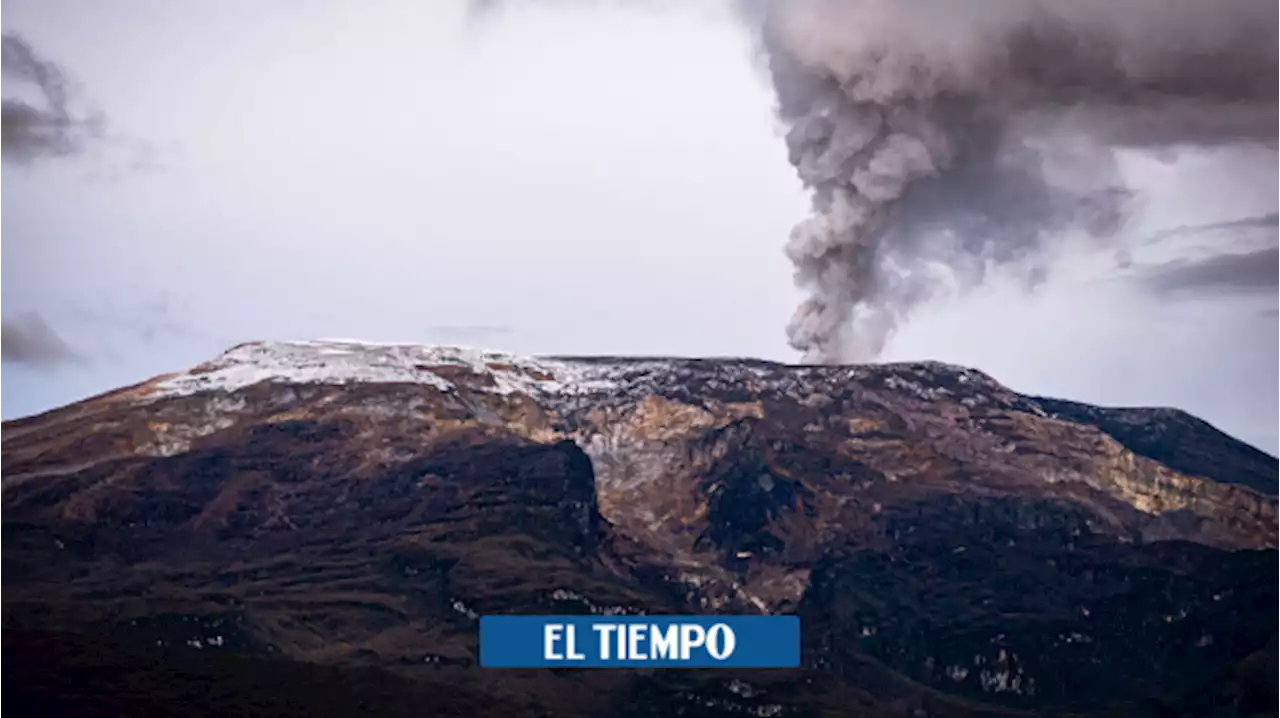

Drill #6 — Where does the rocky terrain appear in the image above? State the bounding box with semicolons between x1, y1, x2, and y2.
3;340;1277;717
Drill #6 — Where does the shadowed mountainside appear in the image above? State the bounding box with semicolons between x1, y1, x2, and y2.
3;341;1276;717
1030;396;1278;494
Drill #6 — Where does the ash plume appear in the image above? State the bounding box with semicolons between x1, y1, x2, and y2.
1;32;103;163
760;0;1278;362
463;0;1276;360
1;313;79;368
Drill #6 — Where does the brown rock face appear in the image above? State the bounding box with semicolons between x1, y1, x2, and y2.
2;341;1276;717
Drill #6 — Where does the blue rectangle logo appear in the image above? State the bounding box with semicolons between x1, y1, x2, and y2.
480;615;800;668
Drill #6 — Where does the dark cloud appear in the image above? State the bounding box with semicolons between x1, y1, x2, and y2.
1129;213;1278;298
1;313;80;368
1141;247;1279;296
1;32;103;164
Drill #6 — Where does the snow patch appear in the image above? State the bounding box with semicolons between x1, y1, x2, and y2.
150;340;625;399
140;341;1031;439
451;599;479;621
549;588;644;616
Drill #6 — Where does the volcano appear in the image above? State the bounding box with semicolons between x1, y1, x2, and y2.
3;340;1276;717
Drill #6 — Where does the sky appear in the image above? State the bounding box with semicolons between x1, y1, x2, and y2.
2;0;1277;453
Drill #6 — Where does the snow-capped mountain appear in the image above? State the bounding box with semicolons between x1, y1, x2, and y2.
3;340;1276;717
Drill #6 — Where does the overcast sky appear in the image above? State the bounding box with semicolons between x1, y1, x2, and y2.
2;0;1277;453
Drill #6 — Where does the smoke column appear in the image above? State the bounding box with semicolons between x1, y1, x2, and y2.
757;0;1277;362
461;0;1276;360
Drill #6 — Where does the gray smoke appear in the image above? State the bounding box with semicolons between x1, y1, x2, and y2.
1;32;105;163
759;0;1278;362
2;35;92;369
1;313;79;368
462;0;1276;357
469;0;1277;359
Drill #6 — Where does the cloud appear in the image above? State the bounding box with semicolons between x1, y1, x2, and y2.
1;32;104;164
1140;247;1279;297
1141;213;1279;246
1;313;80;368
1126;213;1279;298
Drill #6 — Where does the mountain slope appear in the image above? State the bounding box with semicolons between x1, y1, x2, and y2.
3;340;1276;717
1029;396;1278;494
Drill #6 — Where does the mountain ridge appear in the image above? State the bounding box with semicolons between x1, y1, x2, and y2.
2;339;1276;716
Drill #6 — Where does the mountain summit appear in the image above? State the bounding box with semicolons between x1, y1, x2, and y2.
4;340;1277;716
